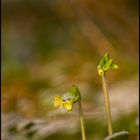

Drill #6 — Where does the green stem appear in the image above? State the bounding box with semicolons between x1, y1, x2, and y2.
101;73;113;136
78;99;86;140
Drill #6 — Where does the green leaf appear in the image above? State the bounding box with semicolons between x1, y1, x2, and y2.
104;58;113;71
104;53;109;60
68;85;81;102
104;131;129;140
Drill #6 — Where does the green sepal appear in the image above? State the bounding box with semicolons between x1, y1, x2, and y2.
97;53;118;75
68;85;81;102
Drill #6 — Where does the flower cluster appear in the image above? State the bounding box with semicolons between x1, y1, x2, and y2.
54;85;80;112
97;53;118;75
54;95;73;112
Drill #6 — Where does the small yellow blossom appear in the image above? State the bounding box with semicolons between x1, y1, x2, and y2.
54;95;63;108
63;100;73;112
98;68;104;75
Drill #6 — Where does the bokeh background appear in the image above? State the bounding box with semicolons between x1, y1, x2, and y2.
1;0;139;140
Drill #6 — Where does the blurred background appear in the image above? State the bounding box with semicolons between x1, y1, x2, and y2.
1;0;139;140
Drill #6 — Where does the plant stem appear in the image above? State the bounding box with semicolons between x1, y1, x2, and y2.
78;99;86;140
101;73;113;136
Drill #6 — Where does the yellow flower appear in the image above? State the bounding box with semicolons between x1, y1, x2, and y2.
63;100;73;112
98;68;104;75
54;95;63;108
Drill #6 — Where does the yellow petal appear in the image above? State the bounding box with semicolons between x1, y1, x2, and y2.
54;96;63;107
63;101;73;112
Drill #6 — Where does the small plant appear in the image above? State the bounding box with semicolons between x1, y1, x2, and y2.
53;53;129;140
54;85;87;140
97;53;129;140
97;52;118;135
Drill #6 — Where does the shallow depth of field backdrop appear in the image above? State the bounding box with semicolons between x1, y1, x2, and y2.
1;0;139;140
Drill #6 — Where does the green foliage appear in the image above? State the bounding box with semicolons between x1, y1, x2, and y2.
8;124;18;134
97;53;118;75
113;111;138;134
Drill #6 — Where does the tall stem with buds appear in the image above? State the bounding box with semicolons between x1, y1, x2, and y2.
97;52;118;136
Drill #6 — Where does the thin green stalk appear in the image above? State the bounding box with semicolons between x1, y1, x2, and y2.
78;99;86;140
101;73;113;136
